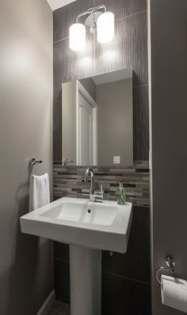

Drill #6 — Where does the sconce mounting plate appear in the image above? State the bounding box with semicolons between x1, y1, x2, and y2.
85;11;102;33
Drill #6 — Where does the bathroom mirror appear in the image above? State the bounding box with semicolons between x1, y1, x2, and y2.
61;68;133;167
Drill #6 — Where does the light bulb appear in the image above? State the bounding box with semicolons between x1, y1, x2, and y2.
69;23;86;52
97;11;115;44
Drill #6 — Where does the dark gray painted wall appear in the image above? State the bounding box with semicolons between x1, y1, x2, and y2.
150;1;187;314
0;1;53;314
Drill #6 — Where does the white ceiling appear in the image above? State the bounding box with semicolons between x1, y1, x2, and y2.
46;0;76;11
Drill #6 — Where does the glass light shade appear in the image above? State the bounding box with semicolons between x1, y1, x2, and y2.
69;23;86;52
97;11;115;44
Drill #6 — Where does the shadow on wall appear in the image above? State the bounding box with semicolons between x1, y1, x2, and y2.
3;175;52;315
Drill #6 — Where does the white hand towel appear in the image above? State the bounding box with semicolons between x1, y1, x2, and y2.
29;173;50;211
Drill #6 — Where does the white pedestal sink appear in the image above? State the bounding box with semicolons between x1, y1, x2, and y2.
20;197;133;315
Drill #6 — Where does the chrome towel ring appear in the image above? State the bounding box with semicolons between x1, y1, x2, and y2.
29;158;43;173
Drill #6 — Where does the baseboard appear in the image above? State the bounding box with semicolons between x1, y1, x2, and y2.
37;290;55;315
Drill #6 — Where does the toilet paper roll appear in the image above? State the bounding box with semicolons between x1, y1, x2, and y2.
161;275;187;313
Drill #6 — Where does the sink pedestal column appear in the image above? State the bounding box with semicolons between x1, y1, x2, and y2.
70;245;102;315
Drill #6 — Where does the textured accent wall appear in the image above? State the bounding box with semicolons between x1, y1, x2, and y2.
54;0;150;315
53;0;149;162
0;1;53;315
53;1;150;314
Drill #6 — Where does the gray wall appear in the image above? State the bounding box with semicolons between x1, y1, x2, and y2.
150;1;187;314
97;79;133;166
0;1;53;314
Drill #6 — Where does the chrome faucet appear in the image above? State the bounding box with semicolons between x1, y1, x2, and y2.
84;168;103;202
84;168;95;198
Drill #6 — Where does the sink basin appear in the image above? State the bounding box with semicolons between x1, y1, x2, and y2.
20;197;133;315
20;197;133;253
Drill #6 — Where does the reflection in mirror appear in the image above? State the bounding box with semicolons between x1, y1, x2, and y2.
62;68;133;167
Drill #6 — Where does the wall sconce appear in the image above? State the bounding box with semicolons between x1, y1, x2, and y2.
69;5;115;52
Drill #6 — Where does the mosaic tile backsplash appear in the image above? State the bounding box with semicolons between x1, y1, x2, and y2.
53;161;150;207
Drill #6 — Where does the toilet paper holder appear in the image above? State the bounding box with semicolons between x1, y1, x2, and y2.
156;255;176;285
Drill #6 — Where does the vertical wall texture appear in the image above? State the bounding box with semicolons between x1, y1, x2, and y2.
53;0;149;162
53;1;151;314
0;1;53;314
150;1;187;314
